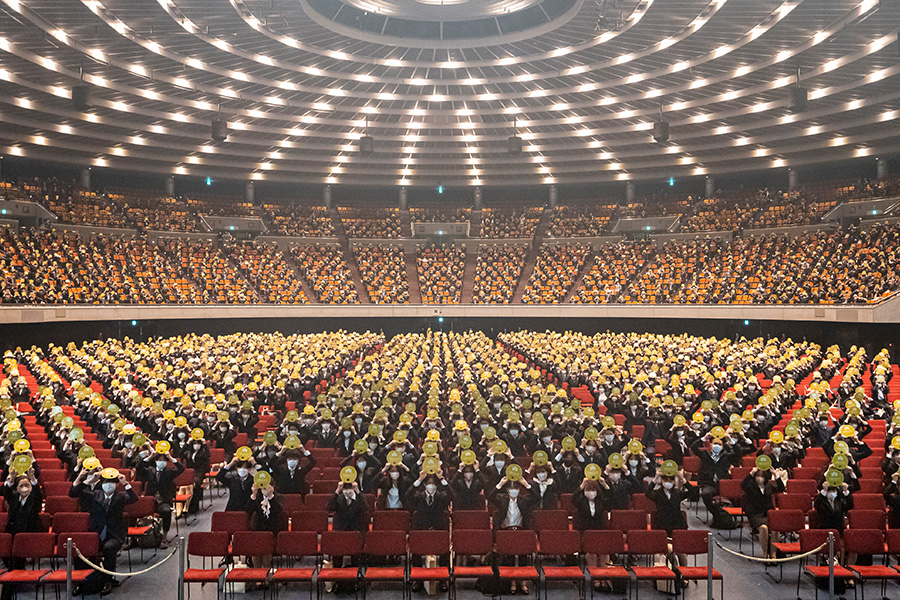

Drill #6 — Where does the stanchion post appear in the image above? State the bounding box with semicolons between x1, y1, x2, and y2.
827;532;834;600
707;532;714;600
177;535;186;600
66;536;73;599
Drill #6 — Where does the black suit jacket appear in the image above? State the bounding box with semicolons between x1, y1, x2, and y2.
327;492;368;532
406;483;452;530
2;485;45;534
69;483;138;544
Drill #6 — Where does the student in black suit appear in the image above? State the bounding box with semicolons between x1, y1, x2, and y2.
375;463;412;510
741;467;784;559
645;471;691;534
246;483;286;534
216;458;255;511
450;462;485;510
183;437;211;514
327;481;368;532
572;479;609;593
1;470;44;535
69;468;137;595
691;435;735;514
137;451;185;547
406;472;452;592
813;480;853;532
271;448;317;497
488;477;538;595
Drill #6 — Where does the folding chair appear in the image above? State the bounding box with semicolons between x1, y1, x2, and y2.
226;531;274;599
0;532;56;591
671;530;723;599
272;531;318;600
852;494;886;511
776;494;812;512
174;467;196;529
716;479;747;548
42;533;100;593
362;530;408;597
849;510;886;531
582;529;629;600
317;531;363;600
43;496;79;514
495;529;539;598
125;495;158;568
408;531;451;598
766;509;805;582
281;494;305;515
450;529;494;597
537;529;584;600
797;529;851;600
183;531;229;600
844;529;900;600
626;529;676;600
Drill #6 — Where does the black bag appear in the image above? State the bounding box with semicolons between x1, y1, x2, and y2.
709;498;739;530
133;516;163;548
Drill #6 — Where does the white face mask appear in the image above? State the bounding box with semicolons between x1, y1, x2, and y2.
156;461;167;471
287;459;299;469
356;461;367;471
711;445;722;454
663;481;674;490
343;489;355;499
425;484;437;495
322;424;330;432
609;473;621;483
510;429;519;436
542;437;552;445
584;490;597;500
494;460;505;469
193;444;201;451
827;491;837;501
237;468;249;478
629;460;639;467
390;471;400;480
536;472;548;482
604;435;614;443
508;489;519;499
464;472;474;482
102;482;116;494
343;431;352;438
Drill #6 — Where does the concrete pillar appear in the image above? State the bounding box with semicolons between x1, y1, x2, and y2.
549;184;558;209
705;176;715;198
399;187;408;211
474;187;482;211
877;157;888;180
80;168;91;190
625;181;635;203
788;168;798;191
165;176;175;197
245;181;255;204
323;184;332;208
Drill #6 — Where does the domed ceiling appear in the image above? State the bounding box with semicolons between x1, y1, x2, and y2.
0;0;896;187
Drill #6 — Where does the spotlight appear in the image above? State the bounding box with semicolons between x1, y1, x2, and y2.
358;135;374;154
72;85;91;111
211;119;228;142
788;86;807;112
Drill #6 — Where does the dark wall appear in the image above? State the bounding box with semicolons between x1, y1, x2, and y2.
1;317;896;361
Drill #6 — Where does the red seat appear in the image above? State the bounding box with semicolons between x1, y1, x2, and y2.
362;530;407;588
226;532;274;588
852;494;886;511
849;509;886;531
51;512;90;534
291;511;329;534
42;532;99;586
372;510;410;532
124;495;157;538
302;494;330;513
607;510;647;534
271;531;318;586
183;531;229;594
538;529;584;595
450;529;494;584
0;533;56;584
532;510;569;533
211;511;250;536
768;509;805;558
281;494;305;515
799;529;851;596
626;530;676;594
843;528;900;598
43;496;79;515
582;530;630;587
318;532;363;591
451;510;490;530
495;530;539;585
42;481;72;497
776;494;812;512
408;531;451;585
785;479;818;497
671;530;723;598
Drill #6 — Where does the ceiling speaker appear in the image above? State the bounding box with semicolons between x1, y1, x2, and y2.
211;119;228;142
72;85;91;111
358;135;374;154
652;121;669;143
508;136;523;155
788;87;807;112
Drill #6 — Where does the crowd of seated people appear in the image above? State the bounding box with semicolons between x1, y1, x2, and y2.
185;193;257;217
409;206;471;223
105;188;202;232
339;206;403;238
571;241;654;304
353;244;410;303
481;206;543;238
291;243;360;304
743;190;837;230
472;244;527;304
2;327;895;599
621;238;721;304
223;241;309;304
832;174;900;202
0;228;197;304
548;202;617;237
162;238;260;304
680;191;759;232
416;244;466;304
522;243;590;304
267;204;335;237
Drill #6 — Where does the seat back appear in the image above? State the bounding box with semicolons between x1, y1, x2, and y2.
231;531;275;557
124;495;156;520
451;529;492;558
52;512;91;534
532;510;569;533
276;531;319;559
766;509;805;534
582;530;624;556
848;509;886;530
608;510;647;533
57;532;100;559
799;529;839;554
451;510;490;530
291;511;329;534
776;494;812;512
409;530;450;557
188;531;230;558
852;494;886;511
372;510;410;532
670;530;709;555
537;529;580;556
320;531;363;558
211;511;250;535
843;529;884;556
12;532;56;560
626;530;668;557
495;529;536;557
363;530;407;558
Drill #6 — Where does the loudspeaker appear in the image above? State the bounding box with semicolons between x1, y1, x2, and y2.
652;121;669;143
508;136;523;155
72;85;91;111
358;135;374;154
211;119;228;142
788;87;807;112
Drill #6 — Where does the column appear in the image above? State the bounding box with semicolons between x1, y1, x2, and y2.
788;168;798;191
399;186;408;211
877;157;888;180
474;186;482;211
165;175;175;197
705;176;715;198
625;181;635;203
323;184;332;208
245;181;255;204
80;168;91;190
549;184;558;209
